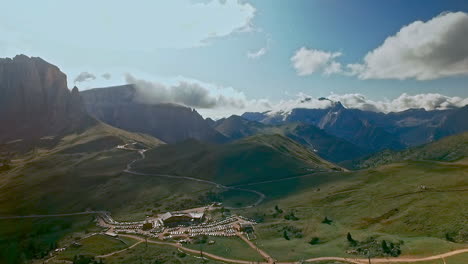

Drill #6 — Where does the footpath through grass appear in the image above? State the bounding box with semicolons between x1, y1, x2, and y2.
56;234;138;260
185;236;265;261
104;242;224;264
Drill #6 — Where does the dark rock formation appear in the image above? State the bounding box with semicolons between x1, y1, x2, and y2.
81;85;228;144
0;55;95;144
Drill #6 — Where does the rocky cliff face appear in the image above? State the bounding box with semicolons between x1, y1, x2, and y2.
0;55;94;143
81;85;228;144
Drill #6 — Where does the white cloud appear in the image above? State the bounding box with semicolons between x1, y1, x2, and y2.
124;73;275;118
265;93;468;116
126;74;248;109
350;12;468;80
247;47;267;59
74;72;96;84
294;12;468;81
101;73;111;80
291;47;342;76
122;73;468;118
374;93;468;112
323;61;342;75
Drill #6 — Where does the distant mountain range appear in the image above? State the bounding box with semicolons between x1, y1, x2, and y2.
1;55;466;166
241;101;467;152
212;115;367;163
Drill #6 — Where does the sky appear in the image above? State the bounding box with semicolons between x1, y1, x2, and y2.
1;0;468;118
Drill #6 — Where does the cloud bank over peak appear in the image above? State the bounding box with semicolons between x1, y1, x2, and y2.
123;74;468;118
266;93;468;116
125;74;248;109
292;12;468;80
124;74;467;118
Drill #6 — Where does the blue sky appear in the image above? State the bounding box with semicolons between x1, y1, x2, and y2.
1;0;468;117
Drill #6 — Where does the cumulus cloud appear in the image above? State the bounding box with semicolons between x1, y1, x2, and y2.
122;74;468;118
125;74;247;109
124;73;468;117
267;93;468;116
323;61;342;76
101;73;111;80
73;72;96;83
374;93;468;112
350;11;468;80
247;47;267;59
293;12;468;80
291;47;342;76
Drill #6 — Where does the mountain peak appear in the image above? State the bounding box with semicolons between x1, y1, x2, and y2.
331;101;345;110
0;55;92;143
80;85;228;144
71;86;79;94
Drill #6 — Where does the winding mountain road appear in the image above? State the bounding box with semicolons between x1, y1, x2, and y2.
0;211;106;220
96;241;143;258
123;147;266;209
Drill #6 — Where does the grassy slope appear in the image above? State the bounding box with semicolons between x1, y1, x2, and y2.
0;215;97;264
241;158;467;261
355;132;468;169
136;134;343;186
56;234;138;260
185;236;264;261
0;123;218;263
1;124;466;263
215;117;367;163
103;243;224;264
0;122;166;215
396;252;468;264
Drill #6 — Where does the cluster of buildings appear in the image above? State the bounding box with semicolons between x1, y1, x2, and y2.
157;211;205;227
97;207;257;242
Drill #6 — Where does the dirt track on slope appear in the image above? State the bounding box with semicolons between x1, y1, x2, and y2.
109;234;468;264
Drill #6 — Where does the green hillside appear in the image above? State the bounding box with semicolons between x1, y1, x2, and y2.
214;115;267;140
135;134;344;186
1;123;466;263
0;123;215;264
355;132;468;169
214;116;367;163
0;122;206;217
261;123;368;163
241;158;468;261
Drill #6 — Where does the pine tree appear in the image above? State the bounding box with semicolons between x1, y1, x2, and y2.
382;240;390;253
347;232;357;246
